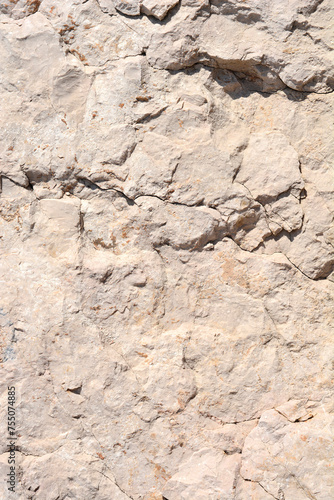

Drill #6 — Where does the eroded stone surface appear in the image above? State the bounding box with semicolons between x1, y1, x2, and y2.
0;0;333;499
240;409;334;499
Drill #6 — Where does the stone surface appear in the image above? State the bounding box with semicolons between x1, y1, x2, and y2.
0;0;333;499
163;449;241;499
141;0;179;20
240;409;334;500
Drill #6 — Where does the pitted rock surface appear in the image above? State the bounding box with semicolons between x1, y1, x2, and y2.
0;0;333;499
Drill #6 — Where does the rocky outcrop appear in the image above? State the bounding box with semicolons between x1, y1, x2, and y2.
0;0;333;499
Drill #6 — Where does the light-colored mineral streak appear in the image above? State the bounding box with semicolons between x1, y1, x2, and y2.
0;0;333;498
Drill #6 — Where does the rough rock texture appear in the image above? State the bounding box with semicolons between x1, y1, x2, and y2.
0;0;333;499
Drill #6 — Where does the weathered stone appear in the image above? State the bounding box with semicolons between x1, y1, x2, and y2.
114;0;141;16
141;0;179;20
163;449;240;499
241;409;334;500
0;0;41;19
0;0;333;498
236;132;303;203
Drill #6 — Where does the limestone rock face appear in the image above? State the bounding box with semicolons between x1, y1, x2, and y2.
0;0;333;499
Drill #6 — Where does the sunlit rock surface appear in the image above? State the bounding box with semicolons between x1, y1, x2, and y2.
0;0;333;498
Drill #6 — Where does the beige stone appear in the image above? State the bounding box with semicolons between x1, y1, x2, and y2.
0;0;333;498
141;0;179;20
